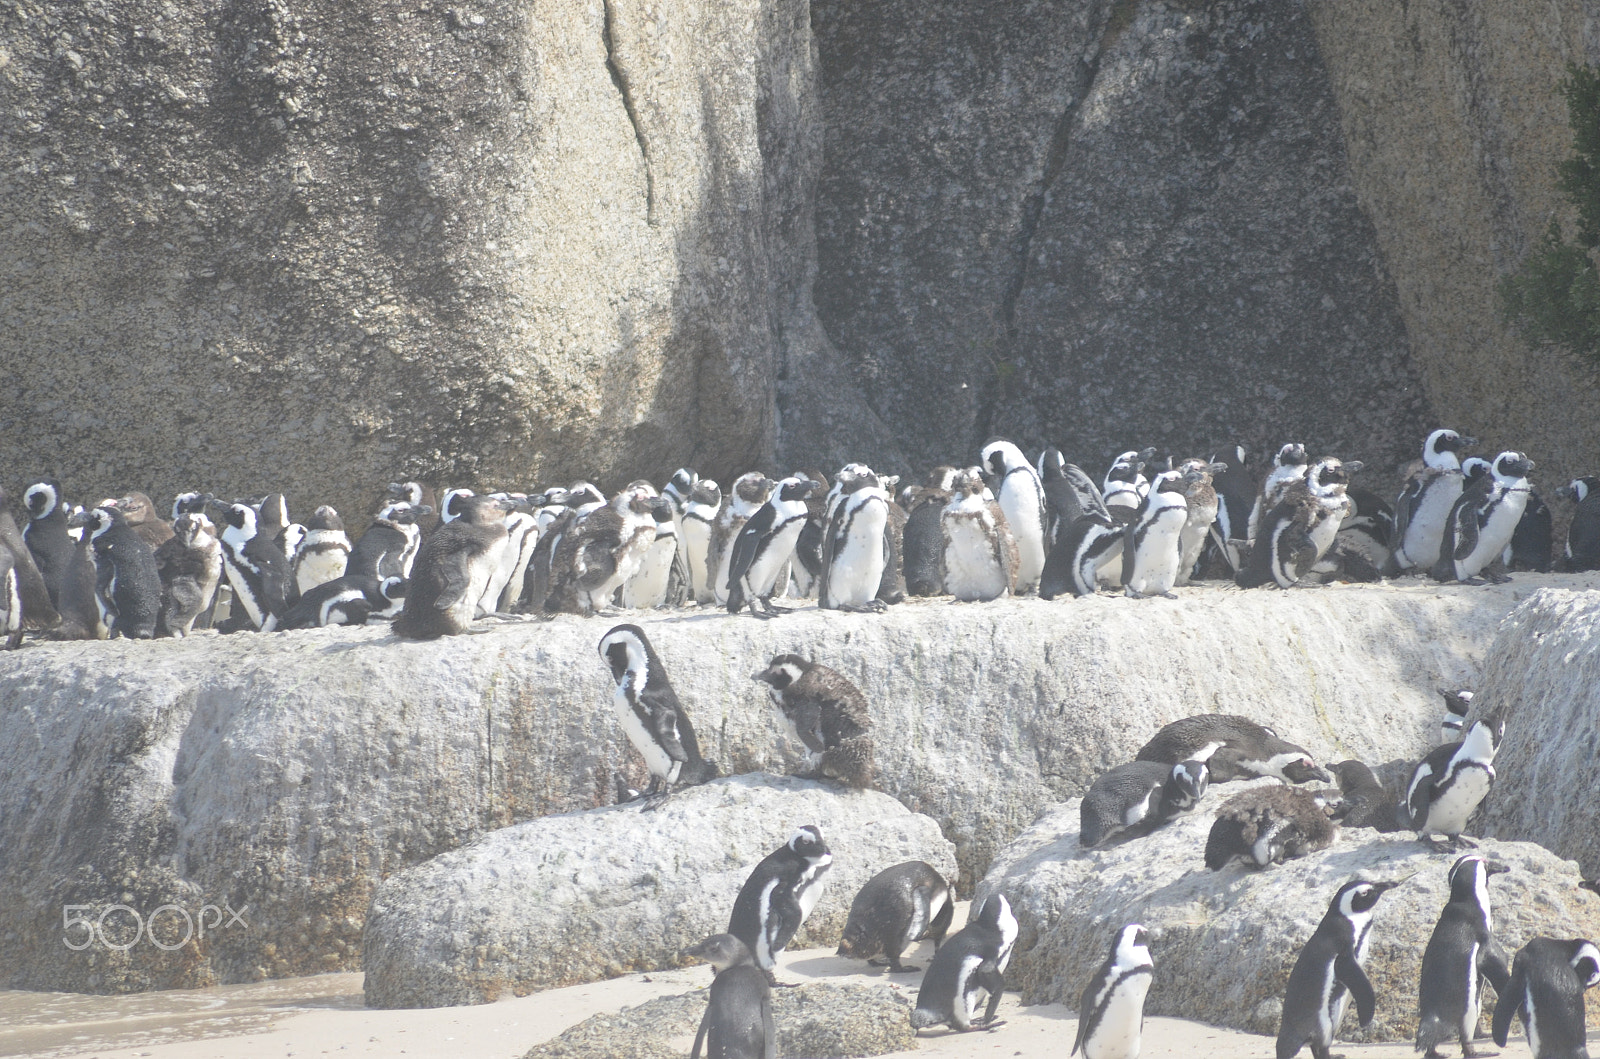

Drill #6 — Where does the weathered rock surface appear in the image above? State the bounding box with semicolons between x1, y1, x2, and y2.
521;981;915;1059
1480;588;1600;876
361;775;955;1007
2;574;1589;994
976;784;1600;1039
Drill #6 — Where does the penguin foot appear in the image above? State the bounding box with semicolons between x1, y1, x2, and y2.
1453;834;1480;849
1159;591;1179;599
1484;571;1513;585
744;607;778;620
1457;576;1490;586
971;1018;1006;1032
1124;589;1146;599
1421;835;1457;853
1461;1044;1498;1058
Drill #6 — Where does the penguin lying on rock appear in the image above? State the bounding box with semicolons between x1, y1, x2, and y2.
1080;759;1209;848
1204;785;1338;870
1136;715;1330;783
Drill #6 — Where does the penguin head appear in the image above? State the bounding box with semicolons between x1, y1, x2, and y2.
686;933;756;973
1105;450;1145;485
1492;451;1534;481
170;491;214;519
1165;759;1209;809
786;824;830;863
1153;470;1189;495
111;492;161;526
598;624;653;687
730;472;776;514
386;481;426;506
1038;447;1067;481
687;479;722;510
971;893;1018;940
751;653;808;691
458;495;513;526
1462;457;1492;484
379;576;407;601
1440;688;1474;717
1308;458;1360;495
305;505;344;532
1334;878;1400;921
1329;759;1380;795
68;505;120;539
665;467;698;502
1447;854;1507;905
206;500;258;538
565;482;607;513
172;513;218;548
1461;716;1503;757
438;488;476;523
1559;476;1600;502
1113;923;1153;969
981;438;1028;480
22;479;63;520
1273;443;1308;469
1423;429;1477;469
1569;941;1600;988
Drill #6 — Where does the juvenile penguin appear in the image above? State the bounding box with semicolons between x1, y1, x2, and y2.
153;513;222;638
1416;854;1512;1059
820;467;891;612
837;861;954;974
113;492;174;551
1394;429;1477;572
597;624;719;799
1327;760;1402;833
901;467;958;596
1492;937;1600;1059
347;501;430;580
280;575;406;629
981;439;1048;592
1204;785;1338;870
711;474;776;606
726;476;819;617
74;505;163;639
22;478;74;609
1072;924;1155;1059
1080;759;1210;849
685;934;775;1059
1402;717;1501;850
0;485;62;646
727;825;833;983
1559;476;1600;572
751;654;875;788
292;505;351;594
681;479;723;603
909;893;1018;1033
1277;879;1401;1059
210;500;292;632
1174;458;1226;586
1238;458;1362;589
1136;715;1330;783
1431;451;1535;584
545;488;666;616
1248;443;1310;541
393;495;512;639
940;468;1019;602
1122;469;1199;598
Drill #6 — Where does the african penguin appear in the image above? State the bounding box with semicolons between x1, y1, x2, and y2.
1416;854;1512;1059
1136;714;1330;784
909;893;1018;1033
384;480;440;533
1237;457;1361;589
392;495;513;639
1277;879;1400;1059
1071;924;1154;1059
711;474;776;607
680;479;723;603
1037;449;1110;550
292;505;351;594
1248;443;1310;542
789;470;831;599
1103;450;1152;518
1080;759;1209;849
1323;486;1394;583
727;825;832;983
1204;784;1338;870
1492;937;1600;1059
1174;458;1226;586
153;513;222;638
280;575;406;629
1207;443;1253;573
726;476;819;617
1439;689;1474;744
1121;468;1199;599
819;466;891;612
1559;476;1600;572
209;500;292;632
73;505;163;640
980;439;1048;592
751;654;875;788
1393;429;1477;573
940;467;1019;602
901;467;958;596
597;624;719;800
1430;451;1535;584
1038;510;1124;600
1326;760;1402;833
113;492;174;551
620;482;683;610
1505;486;1553;572
22;478;74;610
348;501;430;581
0;485;61;646
476;493;534;617
1402;717;1501;851
545;487;667;616
685;933;775;1059
437;487;476;523
51;532;106;640
836;861;953;974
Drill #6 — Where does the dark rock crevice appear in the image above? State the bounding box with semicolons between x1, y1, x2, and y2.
599;0;654;225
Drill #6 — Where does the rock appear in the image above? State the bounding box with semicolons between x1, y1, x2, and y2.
521;981;915;1059
3;576;1579;994
975;782;1600;1040
361;775;955;1007
1480;589;1600;877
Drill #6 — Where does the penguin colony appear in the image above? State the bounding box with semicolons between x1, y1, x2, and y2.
7;431;1600;1055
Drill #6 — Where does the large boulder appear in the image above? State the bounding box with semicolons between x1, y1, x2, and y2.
360;775;955;1007
976;785;1600;1039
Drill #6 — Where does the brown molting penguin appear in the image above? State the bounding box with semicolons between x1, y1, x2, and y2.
752;654;875;788
1203;784;1338;870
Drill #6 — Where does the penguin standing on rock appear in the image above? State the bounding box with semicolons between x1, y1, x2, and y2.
1416;854;1511;1059
820;467;891;612
685;934;775;1059
711;474;776;607
1557;477;1600;571
910;893;1018;1033
726;476;819;617
1204;785;1338;870
901;467;958;596
1238;458;1362;589
1037;449;1108;549
597;624;719;800
727;825;833;984
1327;760;1402;833
154;513;222;637
209;500;292;632
836;861;953;973
1080;759;1209;849
1248;443;1310;541
393;495;512;639
348;501;431;581
1039;509;1124;599
1072;924;1155;1059
981;439;1047;592
545;488;667;616
22;478;74;609
1174;458;1226;586
1403;717;1502;850
1492;937;1600;1059
0;485;61;646
1431;451;1535;584
940;468;1018;602
1393;429;1477;573
1122;469;1201;599
1207;443;1252;573
73;505;162;639
751;654;874;787
1277;879;1401;1059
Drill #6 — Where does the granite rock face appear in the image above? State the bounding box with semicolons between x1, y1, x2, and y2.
2;576;1577;994
976;787;1600;1039
361;775;954;1007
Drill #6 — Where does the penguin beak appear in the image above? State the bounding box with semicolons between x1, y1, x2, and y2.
414;504;435;516
1460;436;1480;448
1486;862;1510;877
1557;484;1574;499
1208;462;1229;475
66;509;92;529
1343;461;1364;475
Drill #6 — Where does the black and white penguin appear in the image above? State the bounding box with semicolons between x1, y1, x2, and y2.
72;505;163;640
1492;937;1600;1059
518;484;607;614
392;495;513;639
209;500;292;632
22;478;74;610
685;933;775;1059
836;861;953;974
1431;451;1535;584
348;500;431;581
154;513;222;638
1393;428;1477;573
909;893;1018;1033
1326;760;1402;833
981;439;1048;592
1102;450;1153;518
1174;459;1226;586
726;476;819;617
901;467;958;596
1439;689;1474;744
680;479;723;603
0;485;61;646
1136;714;1331;783
1071;923;1155;1059
1207;443;1253;573
940;468;1019;602
1038;511;1124;600
1121;468;1200;599
292;505;351;595
1080;759;1210;849
1238;458;1362;590
1505;486;1553;572
1277;879;1401;1059
51;528;106;640
473;493;534;617
1037;449;1110;550
1402;717;1502;850
1416;854;1512;1059
620;482;683;610
1204;785;1338;870
436;486;476;523
384;480;440;534
597;624;719;799
545;488;667;616
1323;486;1394;583
711;474;776;607
820;466;891;612
1248;443;1310;541
280;575;405;629
1558;476;1600;572
727;825;833;983
751;654;875;788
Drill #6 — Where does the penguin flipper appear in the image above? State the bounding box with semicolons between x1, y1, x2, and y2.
761;992;777;1059
1334;950;1376;1027
1490;965;1525;1048
725;509;768;601
1480;946;1512;994
431;553;475;611
690;1004;711;1059
642;694;691;767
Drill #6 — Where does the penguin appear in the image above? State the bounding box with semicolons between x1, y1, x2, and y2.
292;506;351;594
21;478;75;610
1558;476;1600;572
1492;937;1600;1059
909;893;1018;1033
685;933;775;1059
545;488;667;616
901;467;958;596
940;467;1019;602
1402;717;1501;850
519;484;609;614
241;492;293;558
1204;785;1338;870
1080;759;1210;849
1439;689;1474;743
1416;854;1512;1059
0;485;62;646
836;861;953;974
153;513;222;638
72;505;163;640
1102;450;1153;517
51;527;106;641
392;495;513;639
751;654;875;788
597;624;719;799
1207;443;1253;574
620;483;682;610
875;485;909;607
1393;429;1478;573
1326;760;1402;833
434;486;476;524
710;474;776;607
1505;486;1553;572
1136;714;1331;783
727;825;833;983
1038;511;1124;600
1037;449;1110;549
280;575;406;629
819;466;891;612
1248;443;1310;542
680;479;723;603
474;494;534;617
1121;469;1200;599
1324;486;1394;583
169;491;213;520
1071;923;1155;1059
1277;879;1401;1059
347;501;431;581
384;480;440;534
1431;451;1535;584
981;439;1048;592
1174;459;1226;586
789;470;831;599
1238;458;1363;589
726;476;820;617
112;492;174;551
209;500;292;632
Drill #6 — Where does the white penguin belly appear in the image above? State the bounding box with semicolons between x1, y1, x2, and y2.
1086;975;1152;1059
1457;490;1528;578
1401;476;1463;569
1305;504;1345;564
295;547;349;594
1176;512;1214;585
999;484;1045;592
614;688;674;781
621;536;675;609
1423;766;1493;835
681;521;713;602
944;516;1007;601
744;520;805;599
712;516;747;605
828;504;888;607
475;538;513;617
1127;508;1187;595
